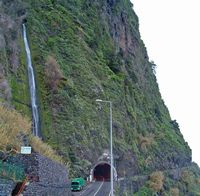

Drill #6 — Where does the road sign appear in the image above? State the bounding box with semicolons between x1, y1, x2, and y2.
20;146;32;154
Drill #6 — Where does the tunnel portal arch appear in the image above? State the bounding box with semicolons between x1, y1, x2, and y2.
90;161;117;181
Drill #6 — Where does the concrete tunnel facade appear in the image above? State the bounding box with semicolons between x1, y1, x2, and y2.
90;161;117;181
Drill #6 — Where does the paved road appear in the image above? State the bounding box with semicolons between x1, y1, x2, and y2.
72;181;111;196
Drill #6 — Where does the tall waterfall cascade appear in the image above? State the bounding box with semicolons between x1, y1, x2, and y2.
22;24;40;137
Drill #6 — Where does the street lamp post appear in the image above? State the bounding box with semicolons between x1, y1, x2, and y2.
96;99;114;196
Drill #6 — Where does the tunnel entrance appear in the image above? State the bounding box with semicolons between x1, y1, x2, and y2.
93;163;111;181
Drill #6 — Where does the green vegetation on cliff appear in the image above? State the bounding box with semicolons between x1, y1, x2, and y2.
1;0;199;194
19;0;191;176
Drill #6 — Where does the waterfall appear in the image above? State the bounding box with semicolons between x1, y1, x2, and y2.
22;24;40;137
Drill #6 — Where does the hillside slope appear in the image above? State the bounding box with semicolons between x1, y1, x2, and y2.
0;0;200;194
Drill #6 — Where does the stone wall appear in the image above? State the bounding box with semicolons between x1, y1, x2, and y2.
0;178;16;196
7;153;72;196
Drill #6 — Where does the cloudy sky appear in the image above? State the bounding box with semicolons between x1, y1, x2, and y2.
132;0;200;166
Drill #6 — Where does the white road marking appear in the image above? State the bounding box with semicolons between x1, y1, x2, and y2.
79;183;92;195
93;181;104;196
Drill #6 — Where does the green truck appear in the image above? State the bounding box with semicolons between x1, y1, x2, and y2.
71;177;85;191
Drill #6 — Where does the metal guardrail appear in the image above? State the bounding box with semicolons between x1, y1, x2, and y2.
0;160;25;182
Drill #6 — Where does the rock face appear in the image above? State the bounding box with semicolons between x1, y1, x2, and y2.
102;0;139;56
0;0;27;104
7;153;71;195
0;0;26;72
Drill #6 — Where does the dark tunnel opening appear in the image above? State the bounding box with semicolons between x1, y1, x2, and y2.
93;163;111;181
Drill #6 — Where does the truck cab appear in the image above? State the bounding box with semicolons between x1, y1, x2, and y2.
71;178;85;191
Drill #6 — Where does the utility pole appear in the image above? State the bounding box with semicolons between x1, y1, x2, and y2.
96;99;114;196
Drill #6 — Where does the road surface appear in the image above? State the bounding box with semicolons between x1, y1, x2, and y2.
72;181;111;196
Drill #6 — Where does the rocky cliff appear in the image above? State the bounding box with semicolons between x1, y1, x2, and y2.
0;0;200;194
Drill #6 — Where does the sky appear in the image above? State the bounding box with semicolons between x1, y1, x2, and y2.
132;0;200;166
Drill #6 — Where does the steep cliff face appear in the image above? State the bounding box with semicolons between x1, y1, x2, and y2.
0;0;30;113
1;0;200;194
0;0;19;102
25;0;191;173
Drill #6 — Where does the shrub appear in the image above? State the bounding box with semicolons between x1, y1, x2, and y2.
138;133;155;151
170;188;179;196
44;55;63;91
196;178;200;185
149;171;164;192
145;156;152;166
181;170;191;184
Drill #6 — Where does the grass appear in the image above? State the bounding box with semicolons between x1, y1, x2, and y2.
0;105;64;165
29;136;64;164
0;105;31;151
